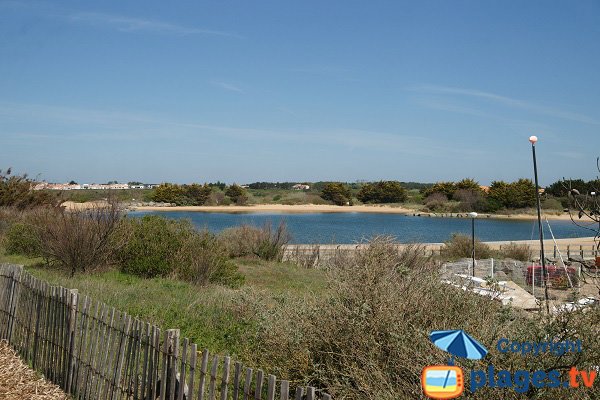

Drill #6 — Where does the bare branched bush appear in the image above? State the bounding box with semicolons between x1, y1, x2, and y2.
440;233;492;260
32;200;125;276
219;222;290;261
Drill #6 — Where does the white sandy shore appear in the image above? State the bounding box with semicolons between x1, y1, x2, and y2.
131;203;588;221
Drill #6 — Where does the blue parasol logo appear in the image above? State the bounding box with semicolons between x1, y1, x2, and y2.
430;329;488;363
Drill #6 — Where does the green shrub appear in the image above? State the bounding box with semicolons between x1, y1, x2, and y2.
357;181;407;204
118;215;244;287
174;229;244;287
4;222;42;257
541;197;563;211
440;233;492;260
117;215;194;278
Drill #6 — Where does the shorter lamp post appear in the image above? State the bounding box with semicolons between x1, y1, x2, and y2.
468;212;478;277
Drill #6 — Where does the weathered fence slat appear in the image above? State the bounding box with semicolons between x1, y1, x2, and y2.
233;361;242;400
280;380;289;400
188;343;198;400
208;354;219;400
220;356;231;400
198;349;209;400
254;370;264;400
243;368;253;400
266;375;276;400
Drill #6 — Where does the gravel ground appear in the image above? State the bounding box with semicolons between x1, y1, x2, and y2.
0;340;68;400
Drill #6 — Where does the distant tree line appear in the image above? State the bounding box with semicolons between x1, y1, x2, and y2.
421;178;537;212
152;182;248;206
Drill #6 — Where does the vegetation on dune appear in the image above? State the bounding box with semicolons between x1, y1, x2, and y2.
225;183;249;205
152;182;213;205
356;180;408;204
0;168;60;209
320;182;352;206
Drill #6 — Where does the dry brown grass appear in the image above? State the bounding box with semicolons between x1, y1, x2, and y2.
0;340;68;400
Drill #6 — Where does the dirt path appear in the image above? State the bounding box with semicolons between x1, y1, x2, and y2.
0;341;68;400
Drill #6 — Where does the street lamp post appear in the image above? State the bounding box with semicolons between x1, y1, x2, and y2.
468;212;478;277
529;135;550;313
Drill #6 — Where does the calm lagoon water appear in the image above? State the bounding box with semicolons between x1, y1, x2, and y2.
127;211;593;244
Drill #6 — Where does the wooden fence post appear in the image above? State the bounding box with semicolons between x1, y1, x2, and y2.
65;289;78;394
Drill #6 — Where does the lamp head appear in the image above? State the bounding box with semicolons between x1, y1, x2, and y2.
468;212;478;218
529;135;538;144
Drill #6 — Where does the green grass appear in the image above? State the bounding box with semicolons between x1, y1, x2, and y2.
236;258;327;294
0;245;326;359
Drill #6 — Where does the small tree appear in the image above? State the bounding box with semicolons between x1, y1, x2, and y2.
184;183;212;205
422;181;456;198
357;181;407;203
225;184;248;205
320;182;352;206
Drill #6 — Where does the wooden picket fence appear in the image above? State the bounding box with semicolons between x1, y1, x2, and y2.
0;264;331;400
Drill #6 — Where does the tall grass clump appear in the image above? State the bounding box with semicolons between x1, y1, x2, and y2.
219;222;290;261
440;233;492;260
499;242;533;261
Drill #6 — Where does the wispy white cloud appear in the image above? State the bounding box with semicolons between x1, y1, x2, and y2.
413;84;599;125
68;12;242;38
0;3;242;38
0;102;485;158
210;80;244;93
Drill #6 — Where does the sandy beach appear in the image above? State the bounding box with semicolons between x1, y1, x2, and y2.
131;203;587;221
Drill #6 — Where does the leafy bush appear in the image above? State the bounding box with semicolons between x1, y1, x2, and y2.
117;215;192;278
219;222;290;261
357;181;407;203
440;233;492;260
541;197;563;211
174;229;244;287
4;222;42;257
118;215;243;287
499;242;532;261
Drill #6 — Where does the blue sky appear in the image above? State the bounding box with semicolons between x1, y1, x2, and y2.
1;0;599;185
